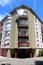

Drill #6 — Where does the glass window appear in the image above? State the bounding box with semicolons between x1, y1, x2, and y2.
5;30;10;33
19;19;28;25
5;30;10;37
6;24;11;27
5;22;11;25
35;17;37;22
35;24;37;26
37;40;39;42
36;32;38;38
5;22;11;28
5;39;9;42
18;37;29;42
5;33;10;37
18;28;28;35
36;28;38;30
5;27;11;30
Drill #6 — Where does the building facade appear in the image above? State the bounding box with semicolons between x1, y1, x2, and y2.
0;5;43;58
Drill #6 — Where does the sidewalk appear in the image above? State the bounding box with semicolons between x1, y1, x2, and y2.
0;57;43;65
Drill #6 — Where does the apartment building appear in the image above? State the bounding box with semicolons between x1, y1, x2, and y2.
0;5;43;58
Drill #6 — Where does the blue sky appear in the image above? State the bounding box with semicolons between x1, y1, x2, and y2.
0;0;43;22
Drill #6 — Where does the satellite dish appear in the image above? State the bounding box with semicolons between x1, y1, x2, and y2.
17;9;24;16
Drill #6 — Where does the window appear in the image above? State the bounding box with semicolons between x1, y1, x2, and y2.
5;39;9;42
5;22;11;25
18;28;28;35
36;28;38;30
37;40;39;42
35;24;37;26
18;19;28;25
18;37;29;42
5;30;10;33
5;27;11;30
7;17;12;19
5;30;10;37
5;33;10;37
5;22;11;28
6;24;11;27
36;32;38;38
35;17;37;22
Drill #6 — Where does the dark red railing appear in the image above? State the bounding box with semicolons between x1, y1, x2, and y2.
4;43;9;46
18;42;29;47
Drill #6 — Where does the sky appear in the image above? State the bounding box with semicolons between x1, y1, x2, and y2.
0;0;43;22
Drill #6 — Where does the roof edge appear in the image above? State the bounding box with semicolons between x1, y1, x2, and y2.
1;4;43;23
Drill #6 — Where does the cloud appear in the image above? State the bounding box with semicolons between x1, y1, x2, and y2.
0;0;12;7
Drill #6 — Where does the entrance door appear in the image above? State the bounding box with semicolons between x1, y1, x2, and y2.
17;49;30;58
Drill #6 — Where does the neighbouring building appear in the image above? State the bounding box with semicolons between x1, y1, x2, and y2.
0;5;43;58
0;22;3;55
41;24;43;44
0;22;3;47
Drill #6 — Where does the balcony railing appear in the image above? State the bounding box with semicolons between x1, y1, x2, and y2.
19;15;28;19
18;42;29;47
18;33;28;37
18;24;28;27
18;30;28;36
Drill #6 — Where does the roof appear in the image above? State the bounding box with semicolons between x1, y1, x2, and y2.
1;5;43;23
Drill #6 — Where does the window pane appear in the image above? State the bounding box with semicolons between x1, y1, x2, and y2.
18;28;28;35
36;32;38;38
18;37;29;42
19;20;28;25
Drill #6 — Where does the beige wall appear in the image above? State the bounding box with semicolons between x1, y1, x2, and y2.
10;10;36;48
28;11;36;48
10;14;18;48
